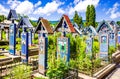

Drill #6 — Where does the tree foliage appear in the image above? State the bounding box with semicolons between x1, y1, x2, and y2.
89;5;96;27
0;15;6;22
30;20;37;27
117;21;120;26
86;5;90;26
73;11;83;28
86;5;96;27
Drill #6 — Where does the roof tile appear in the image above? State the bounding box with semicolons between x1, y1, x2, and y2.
63;15;75;33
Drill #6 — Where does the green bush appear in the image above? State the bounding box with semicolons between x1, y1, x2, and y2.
47;33;102;76
2;30;6;40
16;38;21;44
109;46;115;62
66;33;77;59
0;45;8;50
33;39;38;44
4;65;32;79
34;34;38;40
16;44;21;51
34;77;47;79
5;46;9;50
47;59;69;78
47;33;69;78
93;39;99;59
94;58;101;68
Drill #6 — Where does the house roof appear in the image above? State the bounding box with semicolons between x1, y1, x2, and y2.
35;18;53;34
17;17;33;28
55;14;75;33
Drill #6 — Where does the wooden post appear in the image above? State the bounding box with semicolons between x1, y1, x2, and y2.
6;29;9;40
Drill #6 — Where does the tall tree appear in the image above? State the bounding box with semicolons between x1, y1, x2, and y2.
86;5;90;26
85;5;96;27
73;11;83;28
79;15;83;28
89;5;96;27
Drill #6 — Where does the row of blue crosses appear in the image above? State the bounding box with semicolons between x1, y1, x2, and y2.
7;9;70;75
8;10;33;57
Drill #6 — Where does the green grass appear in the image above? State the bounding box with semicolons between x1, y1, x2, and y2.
34;77;48;79
4;64;32;79
0;55;7;59
29;46;38;49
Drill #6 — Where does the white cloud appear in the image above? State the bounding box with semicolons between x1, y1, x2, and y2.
33;1;62;16
106;2;120;19
57;8;65;14
15;0;34;15
74;0;80;5
29;16;37;20
68;0;100;15
34;1;41;8
7;0;21;9
0;4;9;16
5;0;64;20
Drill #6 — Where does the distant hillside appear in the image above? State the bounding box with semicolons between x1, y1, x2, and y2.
32;19;86;25
49;19;86;24
50;20;58;24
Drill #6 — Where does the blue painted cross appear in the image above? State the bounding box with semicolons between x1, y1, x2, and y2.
9;24;16;55
109;32;116;47
57;37;70;62
28;29;32;46
21;27;28;63
38;34;48;75
7;9;18;55
117;31;120;44
99;34;109;61
86;36;93;58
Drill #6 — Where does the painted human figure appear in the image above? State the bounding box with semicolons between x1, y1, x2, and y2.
101;36;107;43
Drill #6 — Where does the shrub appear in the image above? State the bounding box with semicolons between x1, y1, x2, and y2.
47;59;69;78
109;46;115;62
16;38;21;44
4;65;32;79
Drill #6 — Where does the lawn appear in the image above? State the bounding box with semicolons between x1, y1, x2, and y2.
0;55;7;59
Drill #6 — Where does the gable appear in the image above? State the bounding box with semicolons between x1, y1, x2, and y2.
17;17;33;28
35;18;53;34
96;20;112;34
55;14;75;33
87;26;97;35
63;20;68;28
41;19;53;34
108;21;118;32
74;23;82;35
88;28;92;33
63;15;75;33
7;9;18;20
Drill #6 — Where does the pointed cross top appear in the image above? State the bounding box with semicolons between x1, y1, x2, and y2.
7;9;18;21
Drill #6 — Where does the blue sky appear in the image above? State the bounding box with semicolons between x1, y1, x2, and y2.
0;0;120;22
